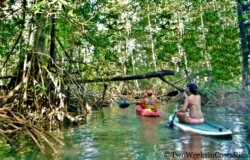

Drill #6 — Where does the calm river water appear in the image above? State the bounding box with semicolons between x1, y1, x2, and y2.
1;103;250;160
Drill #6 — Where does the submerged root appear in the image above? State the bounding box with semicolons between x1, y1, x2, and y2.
0;107;65;154
0;54;90;154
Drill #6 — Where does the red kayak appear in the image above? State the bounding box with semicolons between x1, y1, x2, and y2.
136;105;162;117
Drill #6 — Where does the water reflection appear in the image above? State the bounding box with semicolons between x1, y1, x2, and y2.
179;134;202;160
62;105;250;160
137;116;162;144
1;103;250;159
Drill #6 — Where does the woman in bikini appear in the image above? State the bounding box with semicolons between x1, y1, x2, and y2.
177;84;204;124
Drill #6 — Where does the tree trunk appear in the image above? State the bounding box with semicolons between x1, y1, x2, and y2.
236;0;250;87
200;1;211;73
7;0;27;89
49;14;56;68
147;1;157;71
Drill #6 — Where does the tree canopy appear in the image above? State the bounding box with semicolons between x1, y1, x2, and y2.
0;0;248;154
0;0;242;87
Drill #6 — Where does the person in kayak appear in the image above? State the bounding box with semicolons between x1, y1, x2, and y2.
176;84;204;124
137;90;160;111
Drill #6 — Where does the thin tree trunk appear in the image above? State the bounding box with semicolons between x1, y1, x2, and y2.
49;14;56;68
200;1;211;74
147;1;157;71
131;49;140;90
124;14;140;91
2;31;23;68
236;0;250;87
7;0;27;89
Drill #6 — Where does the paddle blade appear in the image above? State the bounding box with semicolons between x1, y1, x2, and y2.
166;120;174;128
166;90;178;97
134;96;140;99
119;103;130;108
117;100;131;108
166;113;177;128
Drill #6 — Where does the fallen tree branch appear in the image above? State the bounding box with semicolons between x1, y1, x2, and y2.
159;69;191;92
80;70;175;83
158;76;185;92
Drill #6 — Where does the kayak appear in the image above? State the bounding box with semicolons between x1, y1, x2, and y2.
136;105;162;117
169;114;232;136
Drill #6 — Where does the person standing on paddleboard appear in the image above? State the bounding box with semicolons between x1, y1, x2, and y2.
176;84;204;124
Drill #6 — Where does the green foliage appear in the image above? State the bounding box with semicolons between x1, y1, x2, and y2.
0;0;242;90
35;83;47;93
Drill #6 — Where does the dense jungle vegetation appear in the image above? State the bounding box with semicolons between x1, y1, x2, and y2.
0;0;250;154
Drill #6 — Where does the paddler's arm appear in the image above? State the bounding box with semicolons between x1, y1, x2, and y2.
136;99;147;108
177;96;189;112
153;98;161;103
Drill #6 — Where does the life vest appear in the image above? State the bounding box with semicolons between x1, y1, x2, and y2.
144;97;156;111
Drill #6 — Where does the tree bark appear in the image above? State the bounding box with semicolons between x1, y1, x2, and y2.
236;0;250;87
6;0;27;89
80;70;175;83
147;1;157;71
49;14;56;68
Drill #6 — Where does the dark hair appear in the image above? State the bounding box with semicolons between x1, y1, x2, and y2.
188;84;198;95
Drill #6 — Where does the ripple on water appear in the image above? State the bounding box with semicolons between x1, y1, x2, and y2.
59;104;250;160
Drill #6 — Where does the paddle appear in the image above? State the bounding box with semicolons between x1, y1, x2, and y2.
166;95;185;128
117;100;135;108
117;90;179;108
166;70;190;128
166;90;179;97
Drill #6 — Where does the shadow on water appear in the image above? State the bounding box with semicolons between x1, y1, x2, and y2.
1;103;250;159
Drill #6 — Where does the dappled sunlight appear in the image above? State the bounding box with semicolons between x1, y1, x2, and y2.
0;0;249;158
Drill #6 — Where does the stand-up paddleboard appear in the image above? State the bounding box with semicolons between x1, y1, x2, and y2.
169;114;232;136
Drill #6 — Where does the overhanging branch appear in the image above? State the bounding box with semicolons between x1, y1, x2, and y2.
80;70;175;83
